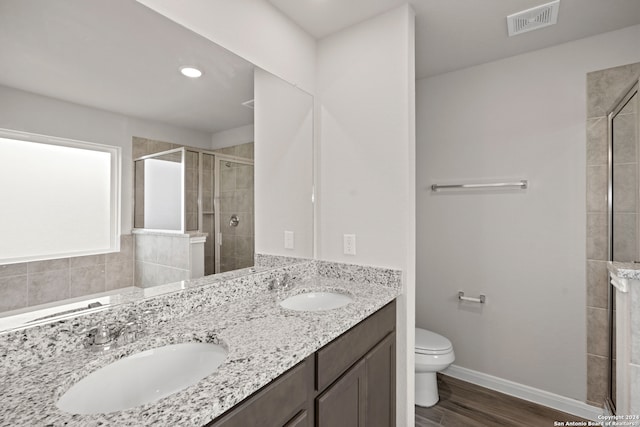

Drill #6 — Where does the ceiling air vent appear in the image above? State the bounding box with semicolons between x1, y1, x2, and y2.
507;0;560;37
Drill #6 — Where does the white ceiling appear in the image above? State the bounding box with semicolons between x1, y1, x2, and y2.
267;0;640;79
1;0;638;130
0;0;255;134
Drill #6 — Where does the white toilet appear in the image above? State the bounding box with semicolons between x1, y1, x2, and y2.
415;327;455;407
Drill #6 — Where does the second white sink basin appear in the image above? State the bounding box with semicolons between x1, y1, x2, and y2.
280;291;353;311
56;342;227;414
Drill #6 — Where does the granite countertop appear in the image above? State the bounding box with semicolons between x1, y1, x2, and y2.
608;261;640;281
0;261;401;426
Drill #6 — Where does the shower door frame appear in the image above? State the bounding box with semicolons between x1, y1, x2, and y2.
198;151;254;274
606;77;640;415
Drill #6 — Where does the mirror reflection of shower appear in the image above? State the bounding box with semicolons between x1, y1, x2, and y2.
134;140;254;278
203;154;254;275
607;76;639;414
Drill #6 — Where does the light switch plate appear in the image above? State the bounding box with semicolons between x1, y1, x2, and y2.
284;231;294;249
343;234;356;255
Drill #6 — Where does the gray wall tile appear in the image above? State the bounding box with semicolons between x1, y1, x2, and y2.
587;117;608;166
587;260;608;309
587;213;608;260
0;263;27;278
235;142;254;160
0;235;134;314
613;213;637;262
28;258;69;274
69;265;106;298
586;354;607;405
0;275;28;312
69;254;105;269
586;63;640;118
587;165;608;213
613;163;637;213
135;234;158;262
105;261;134;291
156;265;189;284
170;237;190;269
587;307;608;357
28;270;69;306
613;113;637;163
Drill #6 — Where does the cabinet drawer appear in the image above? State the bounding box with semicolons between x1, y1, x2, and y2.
316;300;395;391
209;356;313;427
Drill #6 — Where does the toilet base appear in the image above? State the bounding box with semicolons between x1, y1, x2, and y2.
415;372;439;407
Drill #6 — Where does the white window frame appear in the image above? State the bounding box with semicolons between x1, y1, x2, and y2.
0;128;121;265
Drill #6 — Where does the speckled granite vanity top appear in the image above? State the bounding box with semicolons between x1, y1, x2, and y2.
0;259;401;426
608;261;640;280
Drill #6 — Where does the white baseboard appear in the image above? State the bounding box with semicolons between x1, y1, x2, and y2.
442;365;602;421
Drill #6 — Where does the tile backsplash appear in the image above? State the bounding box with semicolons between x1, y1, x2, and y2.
0;235;134;314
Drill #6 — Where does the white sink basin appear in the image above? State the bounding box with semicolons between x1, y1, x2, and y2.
280;291;353;311
56;342;227;414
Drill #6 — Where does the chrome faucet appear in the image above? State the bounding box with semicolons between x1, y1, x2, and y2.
268;273;292;291
77;313;147;352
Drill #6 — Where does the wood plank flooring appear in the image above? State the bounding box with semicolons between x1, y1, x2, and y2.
415;374;591;426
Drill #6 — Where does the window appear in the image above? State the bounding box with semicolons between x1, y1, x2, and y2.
0;128;121;265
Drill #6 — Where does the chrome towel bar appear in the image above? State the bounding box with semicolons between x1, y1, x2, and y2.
458;291;486;304
431;180;527;192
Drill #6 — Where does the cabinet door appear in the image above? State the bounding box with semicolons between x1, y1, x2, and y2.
316;359;366;427
365;332;396;427
316;302;395;391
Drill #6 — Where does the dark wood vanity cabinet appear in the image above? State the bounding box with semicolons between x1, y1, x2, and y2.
208;358;313;427
207;300;396;427
315;300;396;427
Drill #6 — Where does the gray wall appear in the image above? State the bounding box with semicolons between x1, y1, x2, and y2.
416;24;640;404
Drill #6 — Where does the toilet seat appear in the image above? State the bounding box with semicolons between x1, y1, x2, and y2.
415;328;452;355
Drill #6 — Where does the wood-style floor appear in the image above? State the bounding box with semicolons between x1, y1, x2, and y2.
415;374;590;426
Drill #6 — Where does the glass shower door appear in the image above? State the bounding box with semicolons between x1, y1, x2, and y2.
215;157;254;273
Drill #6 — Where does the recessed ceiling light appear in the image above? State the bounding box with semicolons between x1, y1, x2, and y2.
179;66;203;78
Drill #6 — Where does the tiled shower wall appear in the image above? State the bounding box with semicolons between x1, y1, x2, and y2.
218;159;255;273
0;235;134;313
211;142;255;274
134;232;191;288
133;137;254;275
586;62;640;405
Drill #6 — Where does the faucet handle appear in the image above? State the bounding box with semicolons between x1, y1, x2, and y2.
268;273;293;291
76;324;112;345
92;325;112;345
126;309;157;324
280;273;292;289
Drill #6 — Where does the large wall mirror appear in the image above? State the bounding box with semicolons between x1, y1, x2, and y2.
0;0;314;321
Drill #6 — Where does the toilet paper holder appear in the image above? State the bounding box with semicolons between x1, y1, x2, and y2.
458;291;486;304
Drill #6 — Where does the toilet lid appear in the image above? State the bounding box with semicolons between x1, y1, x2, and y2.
415;328;452;354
